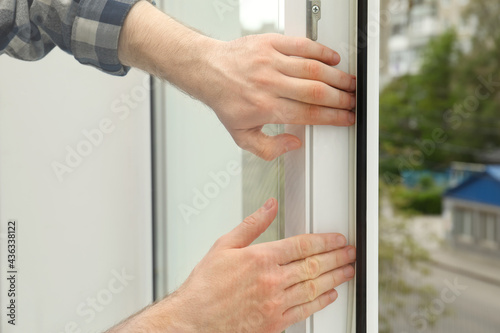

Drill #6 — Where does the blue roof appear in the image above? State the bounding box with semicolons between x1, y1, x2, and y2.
486;165;500;181
444;165;500;207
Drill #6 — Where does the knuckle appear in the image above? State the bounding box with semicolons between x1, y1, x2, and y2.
242;214;259;229
236;136;273;161
294;304;307;323
305;257;320;278
295;38;310;54
252;95;268;112
319;46;329;62
305;61;322;79
306;104;321;122
259;273;279;291
318;291;331;308
339;92;350;108
329;110;340;124
212;235;226;249
233;133;252;151
330;252;340;268
334;69;351;89
310;83;326;102
261;154;275;162
252;250;274;267
264;99;280;117
235;138;250;150
252;94;276;117
267;294;285;313
296;237;312;258
306;280;318;301
274;107;290;123
342;72;353;88
253;71;273;88
255;145;275;161
331;271;341;287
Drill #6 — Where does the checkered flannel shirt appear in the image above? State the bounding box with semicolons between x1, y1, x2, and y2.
0;0;152;76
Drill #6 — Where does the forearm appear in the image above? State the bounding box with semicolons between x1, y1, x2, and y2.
118;1;357;162
106;294;195;333
118;1;222;100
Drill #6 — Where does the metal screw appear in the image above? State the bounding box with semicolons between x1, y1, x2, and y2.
312;5;320;14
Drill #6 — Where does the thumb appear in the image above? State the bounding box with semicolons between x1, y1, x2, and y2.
218;198;278;249
236;130;302;161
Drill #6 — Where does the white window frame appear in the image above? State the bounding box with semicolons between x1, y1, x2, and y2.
284;1;379;332
151;0;380;332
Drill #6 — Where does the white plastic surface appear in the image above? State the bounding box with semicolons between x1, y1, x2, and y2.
285;0;379;332
0;49;153;332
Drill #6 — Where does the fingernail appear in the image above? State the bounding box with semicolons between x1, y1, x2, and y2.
350;96;356;109
285;140;300;152
263;198;275;210
336;235;346;247
343;265;355;278
348;248;356;260
350;78;356;91
348;112;355;124
333;53;341;64
329;289;338;301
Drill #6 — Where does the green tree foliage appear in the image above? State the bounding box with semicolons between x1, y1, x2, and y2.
381;6;500;181
455;0;500;153
379;216;438;333
380;30;462;180
389;176;443;215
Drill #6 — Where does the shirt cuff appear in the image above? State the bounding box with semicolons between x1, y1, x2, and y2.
71;0;145;76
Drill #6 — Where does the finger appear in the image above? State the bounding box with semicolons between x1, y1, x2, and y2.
270;35;341;66
277;56;356;92
216;198;278;249
234;129;302;161
277;77;356;110
283;246;356;286
267;233;347;264
270;98;355;126
282;289;338;326
284;265;355;308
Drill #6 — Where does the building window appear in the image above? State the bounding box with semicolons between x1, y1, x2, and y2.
486;213;498;243
478;212;488;241
476;211;498;245
453;207;464;235
453;207;474;241
464;210;473;237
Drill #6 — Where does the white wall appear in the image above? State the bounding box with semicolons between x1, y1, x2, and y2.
0;49;152;333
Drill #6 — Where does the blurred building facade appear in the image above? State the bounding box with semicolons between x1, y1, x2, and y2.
380;0;474;87
442;165;500;256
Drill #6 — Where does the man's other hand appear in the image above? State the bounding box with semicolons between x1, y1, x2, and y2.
110;198;356;333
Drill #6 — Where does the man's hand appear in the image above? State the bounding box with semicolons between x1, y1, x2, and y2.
196;34;356;161
107;198;356;333
119;1;356;161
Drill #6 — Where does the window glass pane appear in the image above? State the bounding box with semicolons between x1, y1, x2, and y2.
463;210;472;237
496;215;500;243
379;0;500;331
453;207;464;235
486;214;496;243
157;0;284;293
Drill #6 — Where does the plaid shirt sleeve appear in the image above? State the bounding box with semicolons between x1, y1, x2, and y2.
0;0;152;76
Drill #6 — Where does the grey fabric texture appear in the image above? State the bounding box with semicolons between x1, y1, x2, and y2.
0;0;153;75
